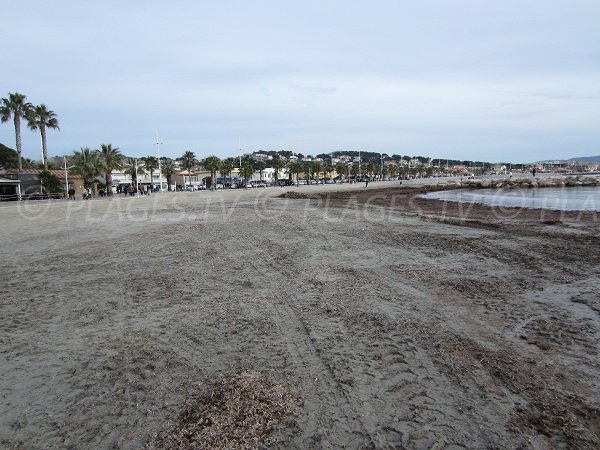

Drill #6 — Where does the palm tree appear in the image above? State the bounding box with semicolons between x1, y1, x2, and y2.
322;164;333;182
416;164;425;178
303;161;312;183
366;162;376;180
99;144;124;196
161;160;176;191
397;166;407;180
254;160;266;182
142;156;159;185
335;163;348;182
270;156;285;182
312;161;322;184
72;147;102;196
203;155;221;191
27;104;59;170
240;158;254;188
0;92;33;171
287;161;303;186
220;158;234;187
124;158;145;189
181;150;196;188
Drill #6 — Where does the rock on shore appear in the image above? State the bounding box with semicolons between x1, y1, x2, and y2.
431;175;600;190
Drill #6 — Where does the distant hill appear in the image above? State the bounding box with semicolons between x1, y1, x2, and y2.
0;143;18;168
537;155;600;164
568;155;600;163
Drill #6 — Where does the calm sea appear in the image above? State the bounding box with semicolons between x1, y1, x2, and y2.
422;186;600;212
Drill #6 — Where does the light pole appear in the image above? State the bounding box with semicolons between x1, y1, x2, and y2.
63;156;69;198
156;133;163;191
135;159;140;197
63;156;75;198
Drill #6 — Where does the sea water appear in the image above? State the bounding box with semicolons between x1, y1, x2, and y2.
422;186;600;212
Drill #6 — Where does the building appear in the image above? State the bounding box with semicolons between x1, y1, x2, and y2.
173;169;211;189
0;169;84;198
0;176;21;201
251;153;271;162
109;168;168;191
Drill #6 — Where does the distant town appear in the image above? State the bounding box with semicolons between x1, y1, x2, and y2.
1;142;600;201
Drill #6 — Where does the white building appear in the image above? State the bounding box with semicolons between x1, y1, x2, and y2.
251;153;271;162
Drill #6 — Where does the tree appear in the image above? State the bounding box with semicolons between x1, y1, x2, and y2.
203;155;221;191
240;158;254;187
72;147;102;196
21;157;35;169
123;158;145;190
270;156;285;181
287;161;303;186
161;160;176;191
335;163;348;182
366;162;376;179
303;161;312;183
397;165;407;180
220;158;234;187
27;104;59;170
40;170;62;194
0;92;33;171
99;144;124;196
142;156;159;185
312;161;322;183
181;151;196;188
416;164;425;178
253;160;266;182
322;164;333;181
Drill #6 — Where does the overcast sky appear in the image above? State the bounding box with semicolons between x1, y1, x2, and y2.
2;0;599;163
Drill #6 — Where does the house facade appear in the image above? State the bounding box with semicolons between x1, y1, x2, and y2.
0;169;84;198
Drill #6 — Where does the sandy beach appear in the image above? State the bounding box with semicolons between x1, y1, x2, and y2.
1;182;599;449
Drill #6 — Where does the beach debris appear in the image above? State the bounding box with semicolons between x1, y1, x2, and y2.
145;369;301;450
278;191;319;199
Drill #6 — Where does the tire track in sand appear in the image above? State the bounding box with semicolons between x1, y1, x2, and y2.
228;219;378;449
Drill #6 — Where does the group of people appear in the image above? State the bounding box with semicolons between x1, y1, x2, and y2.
115;184;157;196
66;187;91;200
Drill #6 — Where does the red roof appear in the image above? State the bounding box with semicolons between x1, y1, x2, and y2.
0;168;82;178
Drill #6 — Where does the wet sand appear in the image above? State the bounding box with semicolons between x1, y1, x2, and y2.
1;183;599;449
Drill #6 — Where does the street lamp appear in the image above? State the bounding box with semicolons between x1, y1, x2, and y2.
135;159;140;197
63;156;75;198
156;133;163;191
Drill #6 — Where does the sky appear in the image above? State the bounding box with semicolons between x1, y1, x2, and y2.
1;0;599;163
